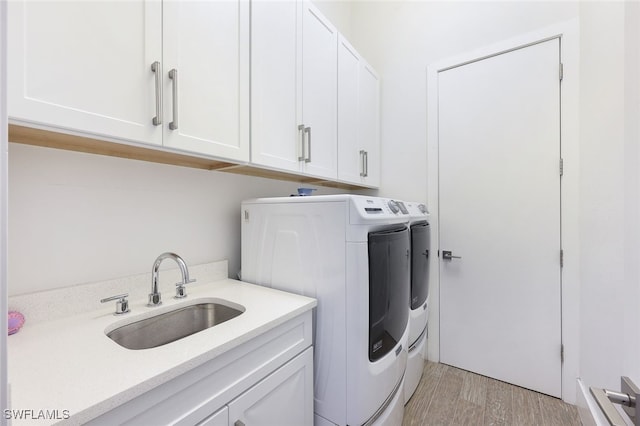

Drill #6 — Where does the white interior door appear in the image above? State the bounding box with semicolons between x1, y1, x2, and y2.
438;38;562;397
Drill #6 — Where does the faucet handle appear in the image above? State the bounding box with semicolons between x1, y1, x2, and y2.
100;293;130;315
175;279;196;299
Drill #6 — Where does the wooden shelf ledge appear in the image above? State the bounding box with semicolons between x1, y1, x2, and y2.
8;124;371;191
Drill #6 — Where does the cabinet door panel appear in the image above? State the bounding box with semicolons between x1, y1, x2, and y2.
358;62;380;187
8;0;162;145
251;0;301;172
301;2;337;179
163;0;249;161
196;407;228;426
228;347;313;426
337;36;362;184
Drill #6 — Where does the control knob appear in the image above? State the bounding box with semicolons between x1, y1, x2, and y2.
388;200;400;213
418;204;429;214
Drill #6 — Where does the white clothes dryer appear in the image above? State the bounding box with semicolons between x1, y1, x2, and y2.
403;201;430;403
241;195;410;426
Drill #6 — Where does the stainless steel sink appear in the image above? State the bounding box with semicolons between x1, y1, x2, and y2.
107;301;244;350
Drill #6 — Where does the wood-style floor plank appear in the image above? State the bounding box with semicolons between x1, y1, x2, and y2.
403;362;581;426
451;398;485;426
483;376;513;425
538;392;582;426
460;369;488;406
403;362;446;426
511;383;543;426
418;365;464;425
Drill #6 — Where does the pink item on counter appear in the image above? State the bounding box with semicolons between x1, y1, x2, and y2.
8;311;25;335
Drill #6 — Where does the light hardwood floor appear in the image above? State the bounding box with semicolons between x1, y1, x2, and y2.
403;362;581;426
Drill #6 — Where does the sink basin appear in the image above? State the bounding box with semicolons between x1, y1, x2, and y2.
107;301;244;350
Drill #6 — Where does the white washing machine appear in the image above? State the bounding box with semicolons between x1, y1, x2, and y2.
241;195;410;426
403;201;430;403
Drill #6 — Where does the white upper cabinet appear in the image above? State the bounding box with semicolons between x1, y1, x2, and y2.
8;1;163;145
251;0;337;180
162;0;249;160
356;61;380;187
250;0;301;172
337;37;361;184
337;36;380;187
300;2;338;179
8;0;249;162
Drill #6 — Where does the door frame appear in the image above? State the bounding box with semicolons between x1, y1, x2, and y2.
426;18;580;404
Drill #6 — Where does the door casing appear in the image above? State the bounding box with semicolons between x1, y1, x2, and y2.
426;19;580;404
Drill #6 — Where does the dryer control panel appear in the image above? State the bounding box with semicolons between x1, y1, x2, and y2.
405;201;430;220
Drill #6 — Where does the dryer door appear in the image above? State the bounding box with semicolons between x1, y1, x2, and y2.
368;225;409;362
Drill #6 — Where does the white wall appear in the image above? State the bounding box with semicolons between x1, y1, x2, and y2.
623;0;640;394
312;0;353;40
348;1;579;202
578;0;640;398
7;143;347;296
1;0;9;421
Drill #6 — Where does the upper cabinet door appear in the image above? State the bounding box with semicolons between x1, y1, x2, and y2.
301;2;338;180
251;0;302;173
337;36;380;187
337;36;362;184
162;0;249;161
358;62;381;187
8;0;162;145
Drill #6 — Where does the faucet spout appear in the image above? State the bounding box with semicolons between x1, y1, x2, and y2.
148;252;195;307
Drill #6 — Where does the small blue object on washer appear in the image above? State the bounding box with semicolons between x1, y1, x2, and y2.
297;188;316;196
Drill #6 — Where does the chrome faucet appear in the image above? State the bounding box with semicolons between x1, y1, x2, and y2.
148;252;196;307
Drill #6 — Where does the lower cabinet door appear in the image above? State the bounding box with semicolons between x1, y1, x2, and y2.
197;407;228;426
228;347;313;426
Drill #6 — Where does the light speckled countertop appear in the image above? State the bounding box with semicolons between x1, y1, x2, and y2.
7;277;316;425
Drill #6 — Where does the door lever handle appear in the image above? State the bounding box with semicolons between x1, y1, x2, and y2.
590;376;640;426
442;250;461;260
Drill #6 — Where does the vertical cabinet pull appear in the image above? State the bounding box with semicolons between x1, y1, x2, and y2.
151;61;162;126
298;125;312;163
364;150;369;177
168;68;179;130
298;124;306;161
360;150;369;177
304;126;311;163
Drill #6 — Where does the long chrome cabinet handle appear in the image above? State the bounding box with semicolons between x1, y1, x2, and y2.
360;150;366;177
168;68;178;130
304;126;311;163
298;124;306;161
364;150;369;177
151;61;162;126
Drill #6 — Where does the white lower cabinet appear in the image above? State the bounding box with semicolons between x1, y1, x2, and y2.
197;407;228;426
87;311;313;426
227;348;313;426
